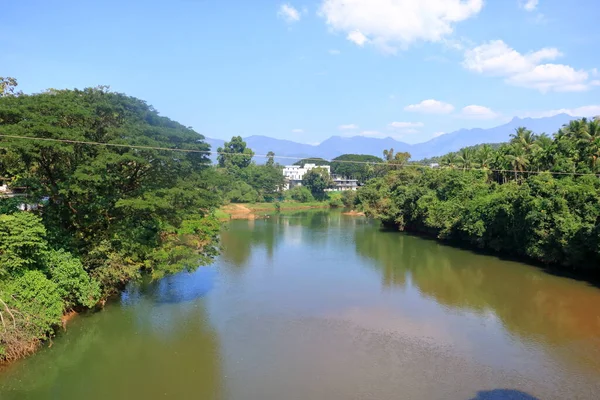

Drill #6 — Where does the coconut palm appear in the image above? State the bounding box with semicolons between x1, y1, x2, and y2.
457;148;475;170
506;145;530;180
476;144;494;169
441;152;458;168
510;127;537;152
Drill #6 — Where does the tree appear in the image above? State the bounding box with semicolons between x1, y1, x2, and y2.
457;148;474;170
217;136;254;169
293;157;328;166
266;151;275;167
331;154;383;182
476;144;493;169
384;149;411;169
506;145;529;180
302;167;333;199
0;77;20;97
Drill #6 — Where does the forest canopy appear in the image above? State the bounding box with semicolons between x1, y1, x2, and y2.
0;84;221;361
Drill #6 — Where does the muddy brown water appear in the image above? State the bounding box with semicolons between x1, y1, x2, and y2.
1;210;599;399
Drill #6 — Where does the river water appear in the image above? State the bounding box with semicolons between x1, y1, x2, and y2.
1;210;600;399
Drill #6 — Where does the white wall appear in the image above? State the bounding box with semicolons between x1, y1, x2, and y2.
283;163;331;185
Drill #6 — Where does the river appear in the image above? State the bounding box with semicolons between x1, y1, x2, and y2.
1;210;600;399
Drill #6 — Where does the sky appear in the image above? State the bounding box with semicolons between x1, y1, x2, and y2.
3;0;600;144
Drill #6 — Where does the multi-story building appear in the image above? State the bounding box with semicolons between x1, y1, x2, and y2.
328;175;359;191
283;163;331;190
282;164;358;191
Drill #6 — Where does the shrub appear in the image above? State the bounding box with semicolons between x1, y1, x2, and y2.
286;186;314;203
46;250;101;309
342;190;358;208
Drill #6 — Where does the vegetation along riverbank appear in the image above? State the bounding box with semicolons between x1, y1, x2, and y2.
0;82;222;363
357;121;600;274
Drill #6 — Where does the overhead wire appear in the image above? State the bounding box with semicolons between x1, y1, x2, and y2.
0;133;599;177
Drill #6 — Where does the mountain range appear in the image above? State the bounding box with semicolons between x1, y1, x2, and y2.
205;113;578;163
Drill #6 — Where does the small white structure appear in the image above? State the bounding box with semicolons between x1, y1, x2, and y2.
430;163;440;169
283;163;331;190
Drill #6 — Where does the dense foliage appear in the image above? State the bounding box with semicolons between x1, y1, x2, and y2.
330;154;383;183
358;119;600;273
214;136;285;203
302;167;334;200
0;83;222;361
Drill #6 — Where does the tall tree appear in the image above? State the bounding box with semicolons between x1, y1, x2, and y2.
266;151;275;167
217;136;254;169
302;167;333;200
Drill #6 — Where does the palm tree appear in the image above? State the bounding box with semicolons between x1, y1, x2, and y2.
476;144;493;169
564;118;589;140
530;134;553;171
510;127;537;152
457;147;474;170
441;153;458;168
589;137;600;173
506;145;529;180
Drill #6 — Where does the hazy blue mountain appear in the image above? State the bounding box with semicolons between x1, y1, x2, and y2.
409;113;575;159
204;113;578;163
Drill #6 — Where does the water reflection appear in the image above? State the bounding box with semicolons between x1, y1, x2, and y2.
122;267;217;305
354;225;600;371
220;210;348;267
0;286;223;400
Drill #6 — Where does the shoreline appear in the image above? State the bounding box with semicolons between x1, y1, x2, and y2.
217;202;332;220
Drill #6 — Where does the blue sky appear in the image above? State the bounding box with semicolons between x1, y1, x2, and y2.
3;0;599;144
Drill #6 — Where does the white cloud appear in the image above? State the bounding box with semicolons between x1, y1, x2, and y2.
278;4;301;23
329;49;341;55
460;105;499;119
463;40;593;93
319;0;484;52
292;128;304;133
338;124;359;130
520;0;539;11
404;99;455;114
433;131;447;137
347;30;368;46
388;121;424;129
519;105;600;119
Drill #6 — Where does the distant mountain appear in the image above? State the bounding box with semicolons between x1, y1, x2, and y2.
204;113;579;163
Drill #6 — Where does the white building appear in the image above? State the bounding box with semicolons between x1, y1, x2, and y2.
328;175;359;192
283;163;331;190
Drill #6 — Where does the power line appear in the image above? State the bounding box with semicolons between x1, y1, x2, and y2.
1;133;599;177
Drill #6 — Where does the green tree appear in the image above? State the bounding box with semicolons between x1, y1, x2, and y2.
266;151;275;167
217;136;254;169
331;154;383;182
302;167;333;200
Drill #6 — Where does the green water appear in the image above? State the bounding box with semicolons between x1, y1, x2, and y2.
1;211;600;400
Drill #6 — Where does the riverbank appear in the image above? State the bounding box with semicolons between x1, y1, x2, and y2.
217;201;331;220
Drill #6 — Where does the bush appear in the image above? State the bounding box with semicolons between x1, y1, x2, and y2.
286;186;314;203
329;197;343;208
46;250;101;309
341;190;358;208
227;182;261;203
4;270;64;337
0;213;48;277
